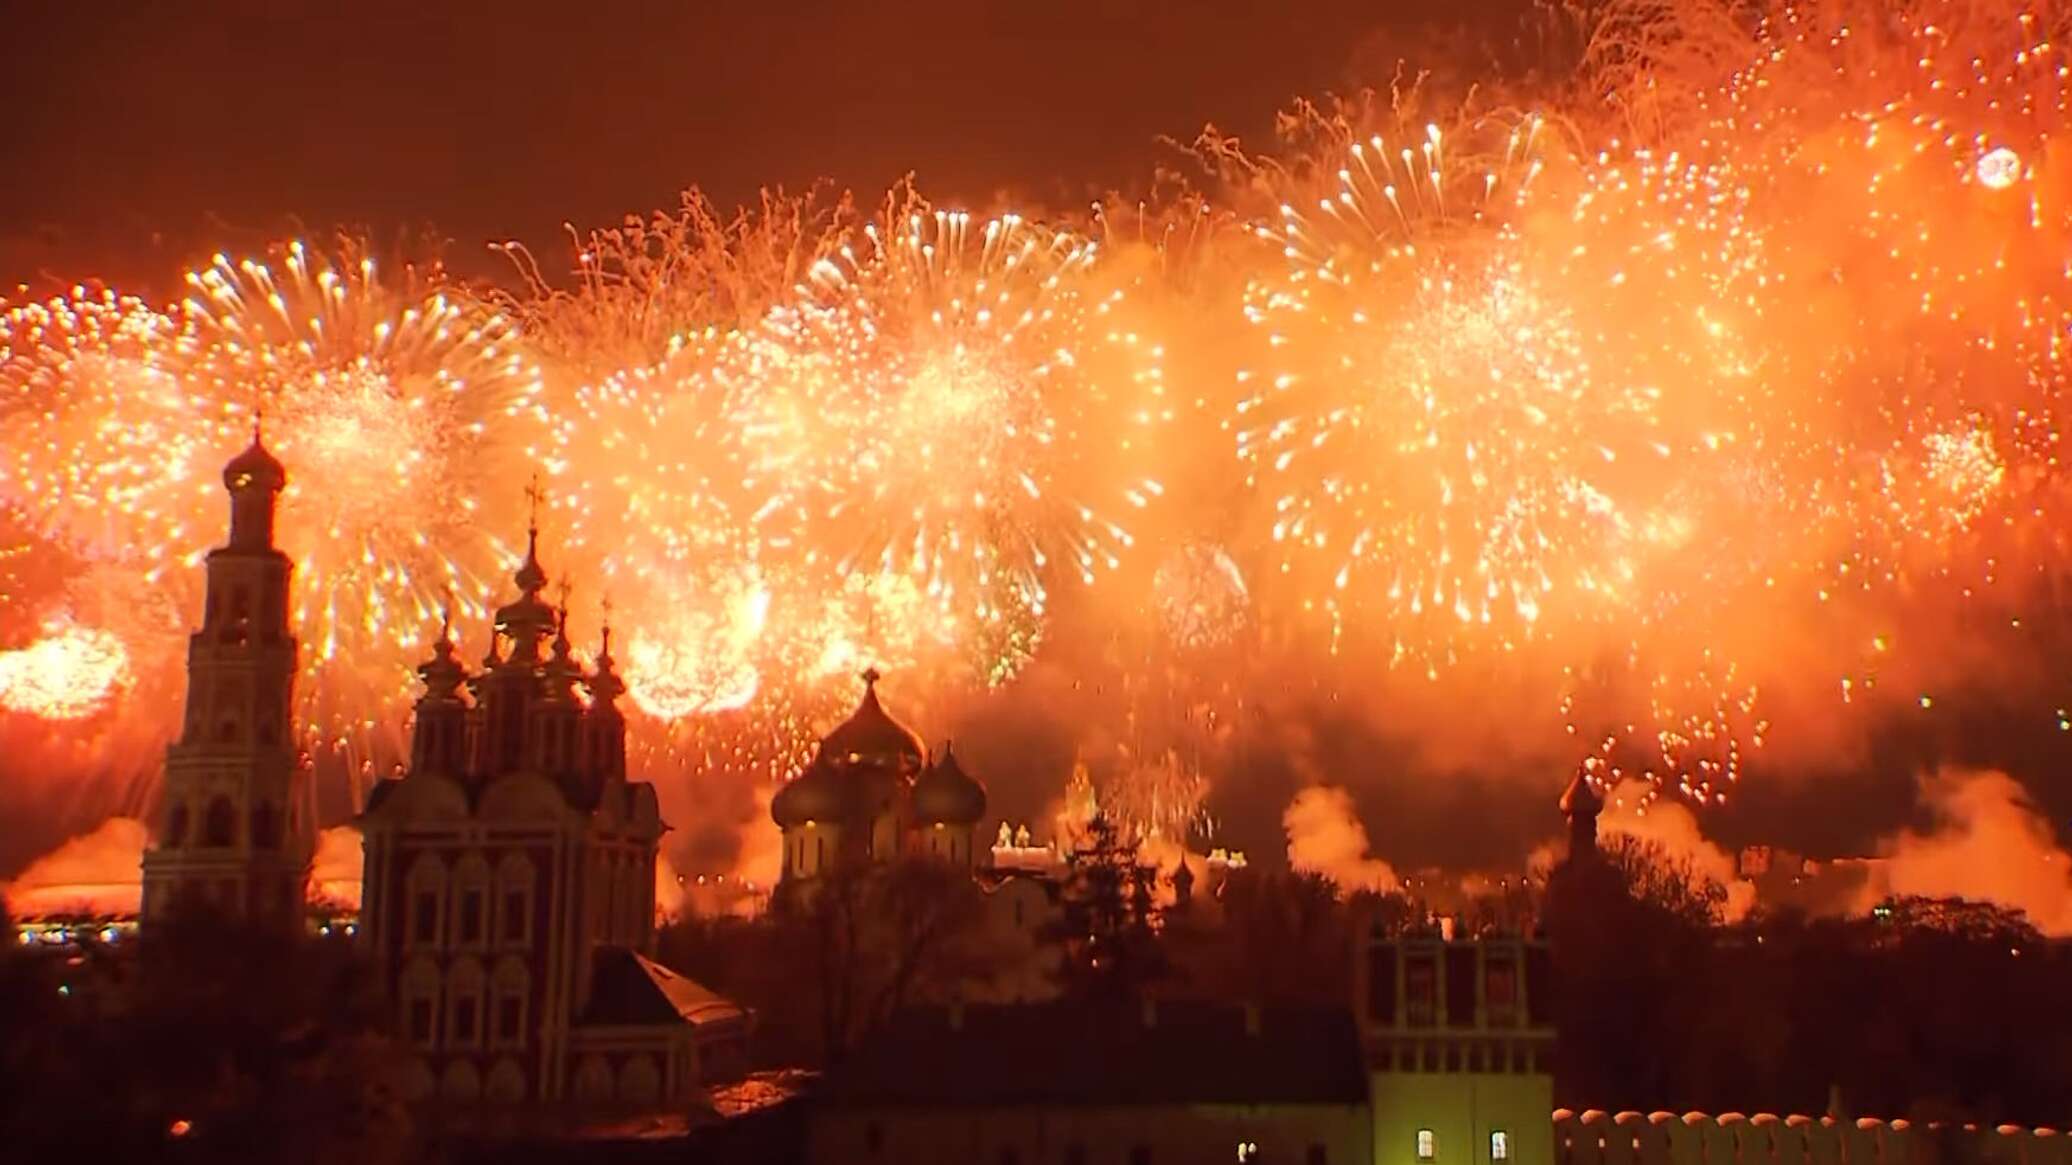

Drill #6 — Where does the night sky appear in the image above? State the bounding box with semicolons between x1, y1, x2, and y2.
0;0;1507;290
3;0;2069;878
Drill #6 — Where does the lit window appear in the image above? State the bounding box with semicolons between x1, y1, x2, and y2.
1417;1129;1436;1162
1239;1142;1261;1162
1491;1132;1510;1162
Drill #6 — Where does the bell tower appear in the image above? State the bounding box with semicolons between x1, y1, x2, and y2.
141;427;315;930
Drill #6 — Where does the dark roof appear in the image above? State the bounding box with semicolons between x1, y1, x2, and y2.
223;432;286;490
817;670;924;765
913;744;987;825
821;1000;1368;1107
580;946;748;1028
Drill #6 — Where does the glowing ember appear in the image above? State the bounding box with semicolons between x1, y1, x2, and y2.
1976;146;2022;190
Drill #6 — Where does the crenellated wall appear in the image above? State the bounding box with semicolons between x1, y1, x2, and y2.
1554;1109;2066;1165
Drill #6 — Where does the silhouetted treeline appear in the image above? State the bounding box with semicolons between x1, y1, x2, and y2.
665;843;2072;1126
0;903;413;1163
1549;863;2072;1124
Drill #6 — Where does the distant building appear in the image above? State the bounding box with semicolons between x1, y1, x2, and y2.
358;517;748;1109
770;668;989;896
140;431;318;931
810;1000;1375;1165
1737;845;1886;916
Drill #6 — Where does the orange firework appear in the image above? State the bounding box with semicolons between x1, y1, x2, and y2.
729;191;1169;685
3;244;557;752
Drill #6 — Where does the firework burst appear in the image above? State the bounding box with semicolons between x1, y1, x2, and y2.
2;245;557;746
734;194;1168;683
1234;113;1665;668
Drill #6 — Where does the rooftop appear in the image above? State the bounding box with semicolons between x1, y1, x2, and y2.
821;1000;1368;1108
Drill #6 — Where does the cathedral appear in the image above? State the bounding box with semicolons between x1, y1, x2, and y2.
141;431;318;929
770;668;989;894
357;513;748;1108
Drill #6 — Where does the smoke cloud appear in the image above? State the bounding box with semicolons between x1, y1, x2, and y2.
1853;769;2072;935
309;825;363;910
1598;782;1757;922
3;815;147;916
1283;785;1401;895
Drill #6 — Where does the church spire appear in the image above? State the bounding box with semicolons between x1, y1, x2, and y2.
494;476;558;663
1560;770;1604;861
582;606;629;786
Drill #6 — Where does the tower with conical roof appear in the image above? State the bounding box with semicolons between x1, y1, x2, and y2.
141;428;316;930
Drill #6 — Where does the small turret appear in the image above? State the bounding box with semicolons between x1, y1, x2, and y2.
530;600;585;776
409;608;470;776
581;619;628;787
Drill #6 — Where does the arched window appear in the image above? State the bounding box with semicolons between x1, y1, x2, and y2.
1416;1129;1437;1162
492;955;531;1049
447;956;485;1048
496;853;535;945
406;854;448;948
202;797;236;847
1490;1132;1510;1162
221;586;251;645
260;578;283;644
454;853;491;947
249;802;280;850
401;955;441;1049
164;803;190;847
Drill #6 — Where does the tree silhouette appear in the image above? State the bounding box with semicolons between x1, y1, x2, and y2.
1042;813;1168;1001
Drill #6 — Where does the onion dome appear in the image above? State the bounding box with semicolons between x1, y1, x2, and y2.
223;426;286;492
771;757;847;829
585;623;627;710
415;610;467;702
818;668;924;768
541;605;582;701
914;742;987;825
493;525;558;656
